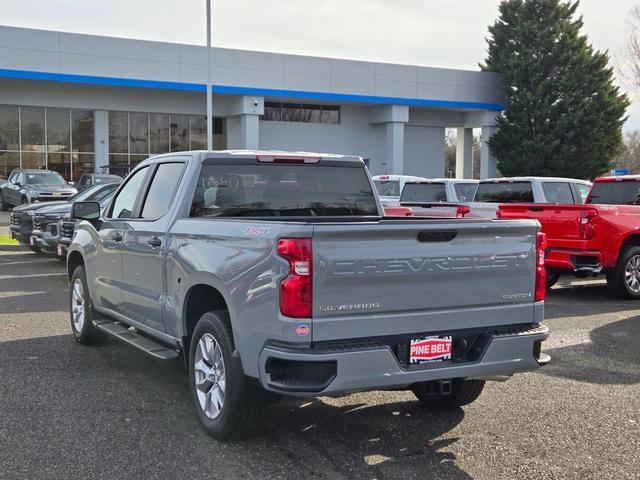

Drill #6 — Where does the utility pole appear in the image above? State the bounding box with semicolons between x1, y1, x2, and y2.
206;0;213;150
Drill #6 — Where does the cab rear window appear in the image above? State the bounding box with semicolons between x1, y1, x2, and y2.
400;183;447;203
474;181;534;203
191;162;378;217
373;180;400;197
587;181;640;205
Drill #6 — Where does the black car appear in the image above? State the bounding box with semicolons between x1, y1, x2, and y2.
75;173;122;192
0;169;77;210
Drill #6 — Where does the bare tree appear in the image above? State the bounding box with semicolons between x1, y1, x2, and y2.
621;7;640;89
613;129;640;173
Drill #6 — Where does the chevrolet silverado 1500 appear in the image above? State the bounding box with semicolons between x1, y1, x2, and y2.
498;175;640;296
67;150;549;440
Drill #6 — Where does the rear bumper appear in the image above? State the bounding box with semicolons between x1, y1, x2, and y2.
258;324;549;396
545;248;603;273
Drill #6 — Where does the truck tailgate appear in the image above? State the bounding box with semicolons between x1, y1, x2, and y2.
311;219;540;342
498;204;585;248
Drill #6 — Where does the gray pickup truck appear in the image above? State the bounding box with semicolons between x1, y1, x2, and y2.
67;150;549;440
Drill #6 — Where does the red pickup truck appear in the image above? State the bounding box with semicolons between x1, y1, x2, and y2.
498;175;640;298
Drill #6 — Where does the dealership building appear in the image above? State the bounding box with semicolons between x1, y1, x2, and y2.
0;25;505;181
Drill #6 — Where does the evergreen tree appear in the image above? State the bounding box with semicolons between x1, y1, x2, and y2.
482;0;629;179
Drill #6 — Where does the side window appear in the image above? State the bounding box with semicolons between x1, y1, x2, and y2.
140;162;186;219
110;167;149;219
542;182;574;204
16;173;24;185
576;184;591;203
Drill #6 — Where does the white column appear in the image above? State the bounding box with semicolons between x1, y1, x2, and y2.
455;127;473;179
480;126;497;179
240;114;259;150
93;110;109;173
386;121;405;174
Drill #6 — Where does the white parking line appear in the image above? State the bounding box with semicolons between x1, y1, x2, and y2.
0;291;46;299
0;259;61;267
0;273;66;280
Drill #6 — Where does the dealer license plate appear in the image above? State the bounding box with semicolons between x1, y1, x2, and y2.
409;336;452;364
57;245;63;257
30;236;36;246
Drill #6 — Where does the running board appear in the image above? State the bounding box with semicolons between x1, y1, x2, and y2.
93;318;179;361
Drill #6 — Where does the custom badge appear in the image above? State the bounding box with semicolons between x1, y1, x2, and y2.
242;225;270;237
295;324;311;337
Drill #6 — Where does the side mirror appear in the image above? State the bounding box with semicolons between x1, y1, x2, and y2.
72;201;101;221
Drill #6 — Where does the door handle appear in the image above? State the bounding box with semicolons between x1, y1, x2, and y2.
112;232;123;242
147;236;162;248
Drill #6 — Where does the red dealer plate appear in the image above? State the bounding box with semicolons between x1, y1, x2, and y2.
409;336;452;364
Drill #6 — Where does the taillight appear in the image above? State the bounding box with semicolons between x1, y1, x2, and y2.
456;206;471;218
535;232;547;302
277;238;312;318
580;208;598;240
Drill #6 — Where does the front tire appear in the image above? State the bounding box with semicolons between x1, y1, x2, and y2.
69;265;103;344
412;379;485;409
188;311;266;440
607;246;640;299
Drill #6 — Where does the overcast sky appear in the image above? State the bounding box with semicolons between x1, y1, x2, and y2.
2;0;640;129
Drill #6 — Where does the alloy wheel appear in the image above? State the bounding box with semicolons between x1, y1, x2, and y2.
194;333;226;419
624;255;640;293
71;278;86;332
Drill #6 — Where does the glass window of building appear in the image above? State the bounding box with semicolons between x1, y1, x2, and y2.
21;107;45;157
170;114;189;152
321;105;340;124
0;105;95;180
0;105;20;151
129;112;149;155
150;113;169;154
109;111;128;154
190;116;207;150
72;110;94;153
261;102;340;124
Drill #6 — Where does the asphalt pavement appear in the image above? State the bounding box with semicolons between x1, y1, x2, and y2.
0;251;638;480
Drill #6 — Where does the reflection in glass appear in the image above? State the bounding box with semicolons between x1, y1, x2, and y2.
190;116;207;150
321;105;340;124
109;154;129;178
47;152;71;180
150;113;169;154
0;105;19;151
22;151;45;169
301;104;322;123
0;151;19;179
46;108;70;152
129;113;149;155
109;112;128;154
21;107;45;152
74;153;95;179
170;114;189;152
72;110;94;153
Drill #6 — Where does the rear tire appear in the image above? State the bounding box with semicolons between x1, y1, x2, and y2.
607;246;640;299
412;379;485;409
69;265;103;344
546;269;560;288
188;311;267;440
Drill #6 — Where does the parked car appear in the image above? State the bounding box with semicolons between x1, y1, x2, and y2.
10;201;68;252
75;173;122;192
371;174;428;206
30;182;121;256
469;176;592;218
66;150;549;440
0;169;77;210
498;174;640;295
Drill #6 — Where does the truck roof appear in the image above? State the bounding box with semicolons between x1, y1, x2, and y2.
482;176;592;185
406;178;479;184
594;174;640;182
151;150;364;163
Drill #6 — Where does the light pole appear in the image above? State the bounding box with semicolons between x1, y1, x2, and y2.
206;0;213;150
